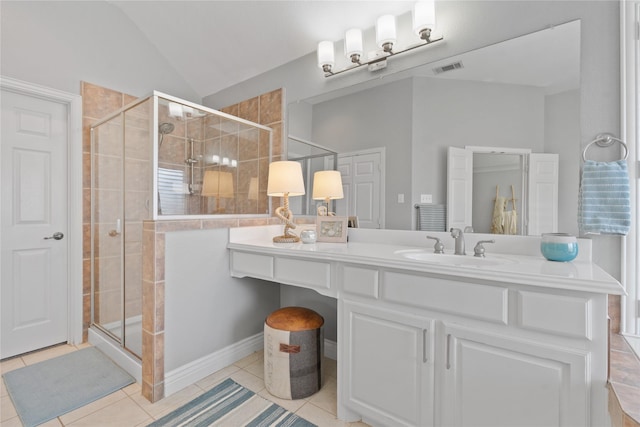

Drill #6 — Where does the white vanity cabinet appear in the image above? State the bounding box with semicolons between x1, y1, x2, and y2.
342;300;435;427
437;323;589;427
228;226;622;427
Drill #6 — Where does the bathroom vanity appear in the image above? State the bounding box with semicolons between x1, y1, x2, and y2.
228;225;623;427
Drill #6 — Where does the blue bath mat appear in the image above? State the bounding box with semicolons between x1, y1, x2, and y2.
2;347;135;427
147;378;316;426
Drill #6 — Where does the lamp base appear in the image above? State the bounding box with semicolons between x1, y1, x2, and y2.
273;234;300;244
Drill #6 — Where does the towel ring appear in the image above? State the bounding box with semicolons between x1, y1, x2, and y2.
582;133;629;161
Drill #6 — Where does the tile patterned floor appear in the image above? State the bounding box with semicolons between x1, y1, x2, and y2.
1;344;369;427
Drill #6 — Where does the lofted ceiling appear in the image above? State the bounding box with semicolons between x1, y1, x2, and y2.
110;1;418;98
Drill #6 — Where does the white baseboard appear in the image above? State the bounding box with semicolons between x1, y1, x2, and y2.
164;333;264;397
324;339;337;360
164;334;338;397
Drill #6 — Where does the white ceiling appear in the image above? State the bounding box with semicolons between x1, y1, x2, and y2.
110;1;418;98
110;2;579;100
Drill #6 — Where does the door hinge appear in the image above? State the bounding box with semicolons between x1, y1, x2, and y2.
636;21;640;40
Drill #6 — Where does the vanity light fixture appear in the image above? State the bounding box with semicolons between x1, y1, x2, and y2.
317;1;441;77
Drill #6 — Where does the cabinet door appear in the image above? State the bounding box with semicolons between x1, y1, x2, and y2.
437;323;589;427
343;301;434;427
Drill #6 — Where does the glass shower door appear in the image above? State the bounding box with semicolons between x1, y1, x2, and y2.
91;114;125;345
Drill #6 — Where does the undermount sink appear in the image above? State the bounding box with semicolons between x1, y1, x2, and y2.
394;250;516;267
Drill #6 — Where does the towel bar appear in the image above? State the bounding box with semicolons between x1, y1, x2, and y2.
582;133;628;161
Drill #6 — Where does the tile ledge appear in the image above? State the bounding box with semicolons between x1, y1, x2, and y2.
609;333;640;426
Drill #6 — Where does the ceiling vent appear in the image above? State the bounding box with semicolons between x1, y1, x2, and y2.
433;61;464;74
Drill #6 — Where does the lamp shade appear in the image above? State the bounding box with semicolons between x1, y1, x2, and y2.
267;161;305;197
345;28;363;59
413;1;435;35
317;41;335;69
201;170;234;198
312;170;344;200
376;14;397;48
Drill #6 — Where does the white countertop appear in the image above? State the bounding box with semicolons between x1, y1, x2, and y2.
228;225;624;295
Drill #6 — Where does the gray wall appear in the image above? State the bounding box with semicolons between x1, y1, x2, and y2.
0;1;199;101
204;0;622;279
545;90;582;234
164;229;280;371
311;79;414;230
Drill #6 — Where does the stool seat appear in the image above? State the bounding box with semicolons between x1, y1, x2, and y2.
264;306;324;400
266;307;324;331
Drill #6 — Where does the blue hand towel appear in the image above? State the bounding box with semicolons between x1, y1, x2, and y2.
578;159;631;235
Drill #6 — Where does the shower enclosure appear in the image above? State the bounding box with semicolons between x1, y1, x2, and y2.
90;92;272;369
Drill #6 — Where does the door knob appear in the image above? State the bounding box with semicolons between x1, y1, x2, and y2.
44;232;64;240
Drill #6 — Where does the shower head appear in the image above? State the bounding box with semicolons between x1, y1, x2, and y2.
158;122;175;147
159;122;175;135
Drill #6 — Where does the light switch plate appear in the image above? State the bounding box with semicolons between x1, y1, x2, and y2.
420;194;433;203
397;193;405;203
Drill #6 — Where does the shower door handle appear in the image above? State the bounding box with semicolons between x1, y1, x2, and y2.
44;232;64;240
109;219;121;237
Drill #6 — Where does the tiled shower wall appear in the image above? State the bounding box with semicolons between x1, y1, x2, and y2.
81;82;290;402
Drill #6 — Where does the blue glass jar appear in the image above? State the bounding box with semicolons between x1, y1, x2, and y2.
540;233;578;262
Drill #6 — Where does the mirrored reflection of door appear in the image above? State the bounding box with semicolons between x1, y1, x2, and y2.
337;149;383;229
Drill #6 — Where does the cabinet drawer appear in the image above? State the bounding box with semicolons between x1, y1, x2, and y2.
517;291;592;339
342;265;379;299
381;271;508;324
231;251;274;279
275;258;331;290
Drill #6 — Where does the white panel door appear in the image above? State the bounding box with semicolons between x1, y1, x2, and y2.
337;151;382;229
446;147;473;231
438;323;588;427
1;90;69;358
527;153;559;235
344;301;434;426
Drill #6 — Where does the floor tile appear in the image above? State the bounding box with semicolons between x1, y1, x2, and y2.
66;396;149;426
324;357;337;379
1;394;18;422
1;344;372;427
0;357;26;374
230;369;266;394
21;344;77;365
39;418;63;426
195;364;240;390
258;388;307;413
0;416;23;427
234;350;264;368
295;402;351;427
130;384;202;419
244;358;265;379
59;390;128;425
122;382;142;396
308;376;338;415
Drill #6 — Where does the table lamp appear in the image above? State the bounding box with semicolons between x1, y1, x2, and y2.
312;170;344;216
267;161;305;243
202;170;234;213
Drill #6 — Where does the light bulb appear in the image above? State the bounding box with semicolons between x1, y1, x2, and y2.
317;41;335;73
345;28;363;63
413;1;435;40
376;15;396;52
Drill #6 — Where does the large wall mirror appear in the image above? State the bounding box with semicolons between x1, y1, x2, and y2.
288;19;580;235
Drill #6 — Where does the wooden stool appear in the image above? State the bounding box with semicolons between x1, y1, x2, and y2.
264;306;324;399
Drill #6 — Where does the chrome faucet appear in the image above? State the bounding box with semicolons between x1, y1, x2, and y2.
450;228;466;255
